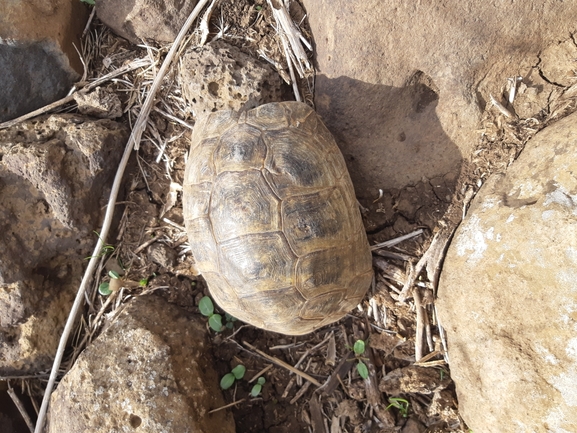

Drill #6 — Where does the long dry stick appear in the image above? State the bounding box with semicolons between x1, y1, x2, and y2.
33;2;210;431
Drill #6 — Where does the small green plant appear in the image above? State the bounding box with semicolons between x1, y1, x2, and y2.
224;312;237;329
86;232;115;260
199;296;223;331
220;365;246;390
353;339;369;379
98;270;120;296
81;0;95;5
251;376;266;397
199;296;237;332
386;397;410;418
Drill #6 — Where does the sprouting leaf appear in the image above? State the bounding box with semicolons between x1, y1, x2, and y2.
231;364;246;380
357;361;369;379
225;312;237;322
109;270;120;279
209;314;223;332
386;397;410;417
199;296;214;316
98;282;112;296
139;278;148;287
257;377;266;385
220;373;236;390
353;340;365;355
250;383;262;397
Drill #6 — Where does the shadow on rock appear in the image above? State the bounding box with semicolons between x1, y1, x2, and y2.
315;74;463;234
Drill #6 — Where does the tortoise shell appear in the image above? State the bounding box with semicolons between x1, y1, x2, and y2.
183;102;372;335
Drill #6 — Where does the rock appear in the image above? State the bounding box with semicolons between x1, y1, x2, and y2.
47;295;236;433
427;390;460;429
301;0;577;197
379;366;450;395
0;0;88;122
540;39;577;87
1;115;128;230
179;40;283;117
437;111;577;432
147;242;177;269
96;0;198;45
0;115;127;374
73;87;123;119
401;418;427;433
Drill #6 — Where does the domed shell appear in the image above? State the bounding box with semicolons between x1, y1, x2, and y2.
183;102;372;335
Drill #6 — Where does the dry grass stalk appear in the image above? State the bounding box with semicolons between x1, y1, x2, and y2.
208;398;246;414
7;385;35;433
266;0;313;102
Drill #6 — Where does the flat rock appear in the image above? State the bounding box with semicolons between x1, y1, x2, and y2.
0;115;127;374
0;0;88;122
301;0;577;197
437;111;577;432
179;40;283;117
96;0;198;45
47;295;236;433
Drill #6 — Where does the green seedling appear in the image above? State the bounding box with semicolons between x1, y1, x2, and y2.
199;296;237;332
98;270;120;296
81;0;95;4
199;296;223;331
224;312;237;329
352;339;369;379
86;231;115;260
386;397;410;418
251;376;266;397
220;365;246;390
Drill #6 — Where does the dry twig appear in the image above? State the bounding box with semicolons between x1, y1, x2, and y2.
243;341;322;387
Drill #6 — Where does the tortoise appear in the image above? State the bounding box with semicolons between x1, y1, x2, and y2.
183;101;373;335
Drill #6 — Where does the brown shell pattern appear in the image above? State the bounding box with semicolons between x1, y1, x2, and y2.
183;102;372;335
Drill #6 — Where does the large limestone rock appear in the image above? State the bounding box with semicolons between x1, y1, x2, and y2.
437;111;577;432
301;0;577;197
47;295;236;433
0;0;88;122
0;115;127;374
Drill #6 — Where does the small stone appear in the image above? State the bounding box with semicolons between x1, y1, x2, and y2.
379;366;450;395
73;87;123;119
147;243;177;269
400;418;427;433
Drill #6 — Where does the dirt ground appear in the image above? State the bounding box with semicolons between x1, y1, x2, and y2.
5;1;577;432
